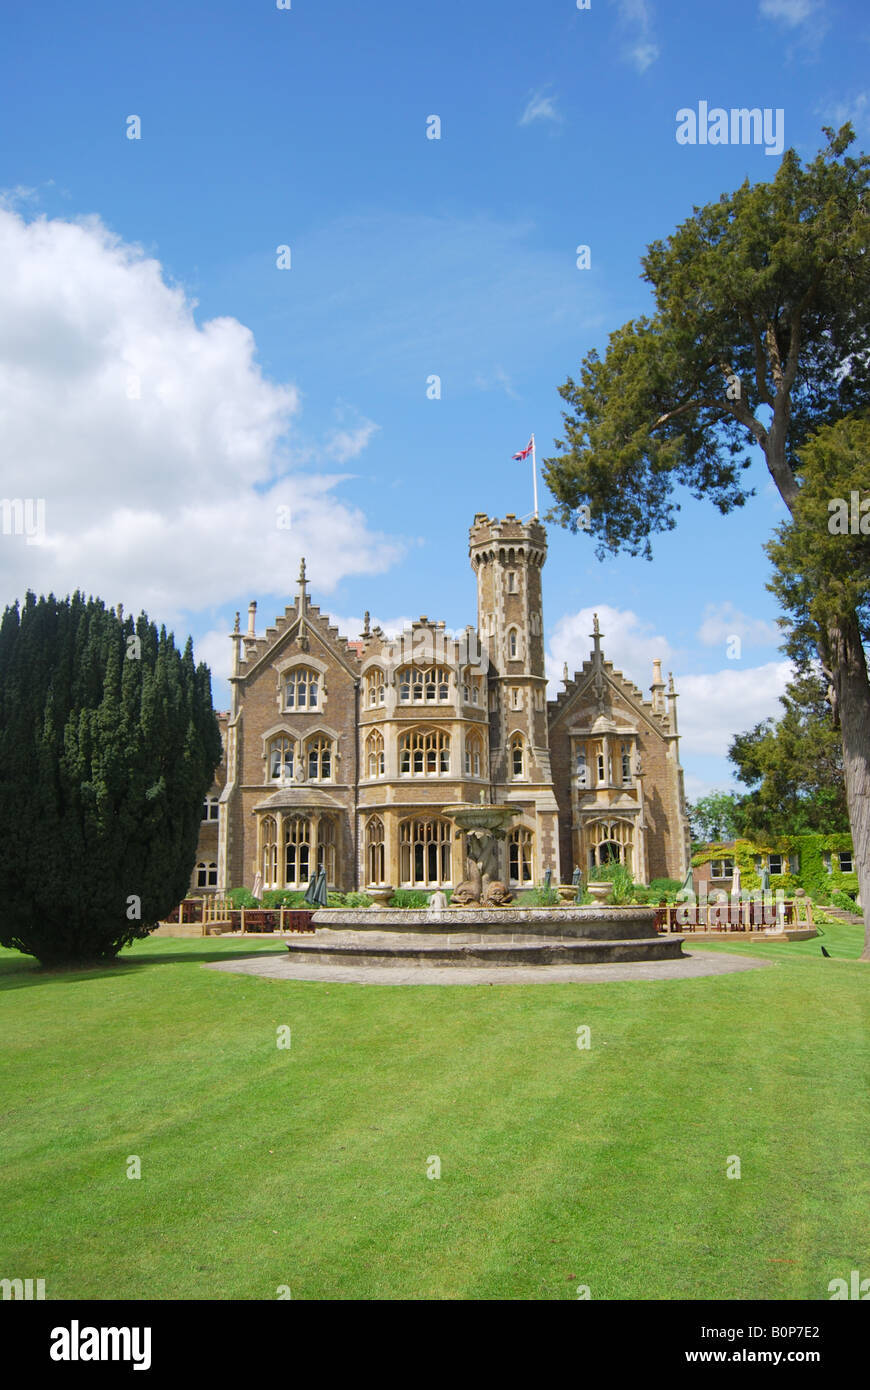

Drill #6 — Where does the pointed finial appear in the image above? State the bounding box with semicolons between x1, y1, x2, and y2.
233;612;240;634
590;612;603;663
363;610;371;637
298;556;307;590
562;661;569;683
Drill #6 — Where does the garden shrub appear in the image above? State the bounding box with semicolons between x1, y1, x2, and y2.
389;889;433;909
528;884;561;907
831;889;858;913
227;887;260;908
260;890;308;908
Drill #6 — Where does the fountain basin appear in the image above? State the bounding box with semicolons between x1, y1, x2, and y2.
287;905;685;966
316;906;659;939
443;804;521;834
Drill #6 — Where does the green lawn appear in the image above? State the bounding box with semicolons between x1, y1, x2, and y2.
1;927;867;1300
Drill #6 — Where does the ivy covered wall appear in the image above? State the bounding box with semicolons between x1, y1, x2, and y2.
692;833;857;903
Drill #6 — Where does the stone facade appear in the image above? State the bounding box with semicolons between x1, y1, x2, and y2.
191;513;690;895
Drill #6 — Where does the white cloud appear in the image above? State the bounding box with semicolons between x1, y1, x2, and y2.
682;772;739;803
0;209;402;624
546;604;674;697
759;0;818;25
323;410;380;463
519;91;562;126
613;0;660;72
817;90;869;136
696;602;780;649
472;366;520;400
675;661;793;757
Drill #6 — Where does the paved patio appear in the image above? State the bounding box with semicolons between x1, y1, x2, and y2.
204;946;771;987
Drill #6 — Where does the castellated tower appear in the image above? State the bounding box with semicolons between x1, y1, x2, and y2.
469;513;561;880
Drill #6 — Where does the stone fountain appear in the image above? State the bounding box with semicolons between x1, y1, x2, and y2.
443;797;519;906
284;792;686;969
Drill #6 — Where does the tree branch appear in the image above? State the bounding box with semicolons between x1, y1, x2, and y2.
739;303;775;407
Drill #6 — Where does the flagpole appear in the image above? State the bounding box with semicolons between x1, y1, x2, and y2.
531;434;538;519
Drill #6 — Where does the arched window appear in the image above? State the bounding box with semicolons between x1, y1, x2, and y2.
589;740;607;784
284;816;311;886
510;733;525;779
575;749;588;787
588;821;633;873
196;861;217;888
399;728;450;776
464;730;483;777
365;667;385;708
621;742;633;786
306;736;333;781
261;817;278;888
508;827;533;884
269;735;296;781
317;817;336;882
284;667;320;711
366;729;385;778
366;816;385;885
399;818;452;886
397;665;450;704
507;628;519;659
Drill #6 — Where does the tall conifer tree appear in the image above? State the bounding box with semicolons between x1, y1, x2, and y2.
0;591;223;965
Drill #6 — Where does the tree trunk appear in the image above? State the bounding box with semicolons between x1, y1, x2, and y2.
826;611;870;960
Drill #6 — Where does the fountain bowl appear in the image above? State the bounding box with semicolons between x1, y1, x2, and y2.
444;804;521;834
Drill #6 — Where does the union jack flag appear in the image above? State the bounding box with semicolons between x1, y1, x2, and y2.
512;437;534;460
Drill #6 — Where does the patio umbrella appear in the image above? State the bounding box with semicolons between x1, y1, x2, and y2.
678;865;695;898
252;871;263;901
760;867;771;893
304;867;328;907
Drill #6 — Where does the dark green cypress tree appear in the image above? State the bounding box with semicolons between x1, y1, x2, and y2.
0;592;223;965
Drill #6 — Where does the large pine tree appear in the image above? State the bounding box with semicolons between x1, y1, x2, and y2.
543;126;870;956
0;591;223;965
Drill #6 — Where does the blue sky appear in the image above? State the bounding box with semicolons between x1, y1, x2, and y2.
1;0;866;799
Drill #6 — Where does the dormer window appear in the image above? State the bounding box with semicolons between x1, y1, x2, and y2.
284;667;320;711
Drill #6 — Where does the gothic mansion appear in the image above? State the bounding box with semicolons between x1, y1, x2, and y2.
194;513;691;896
